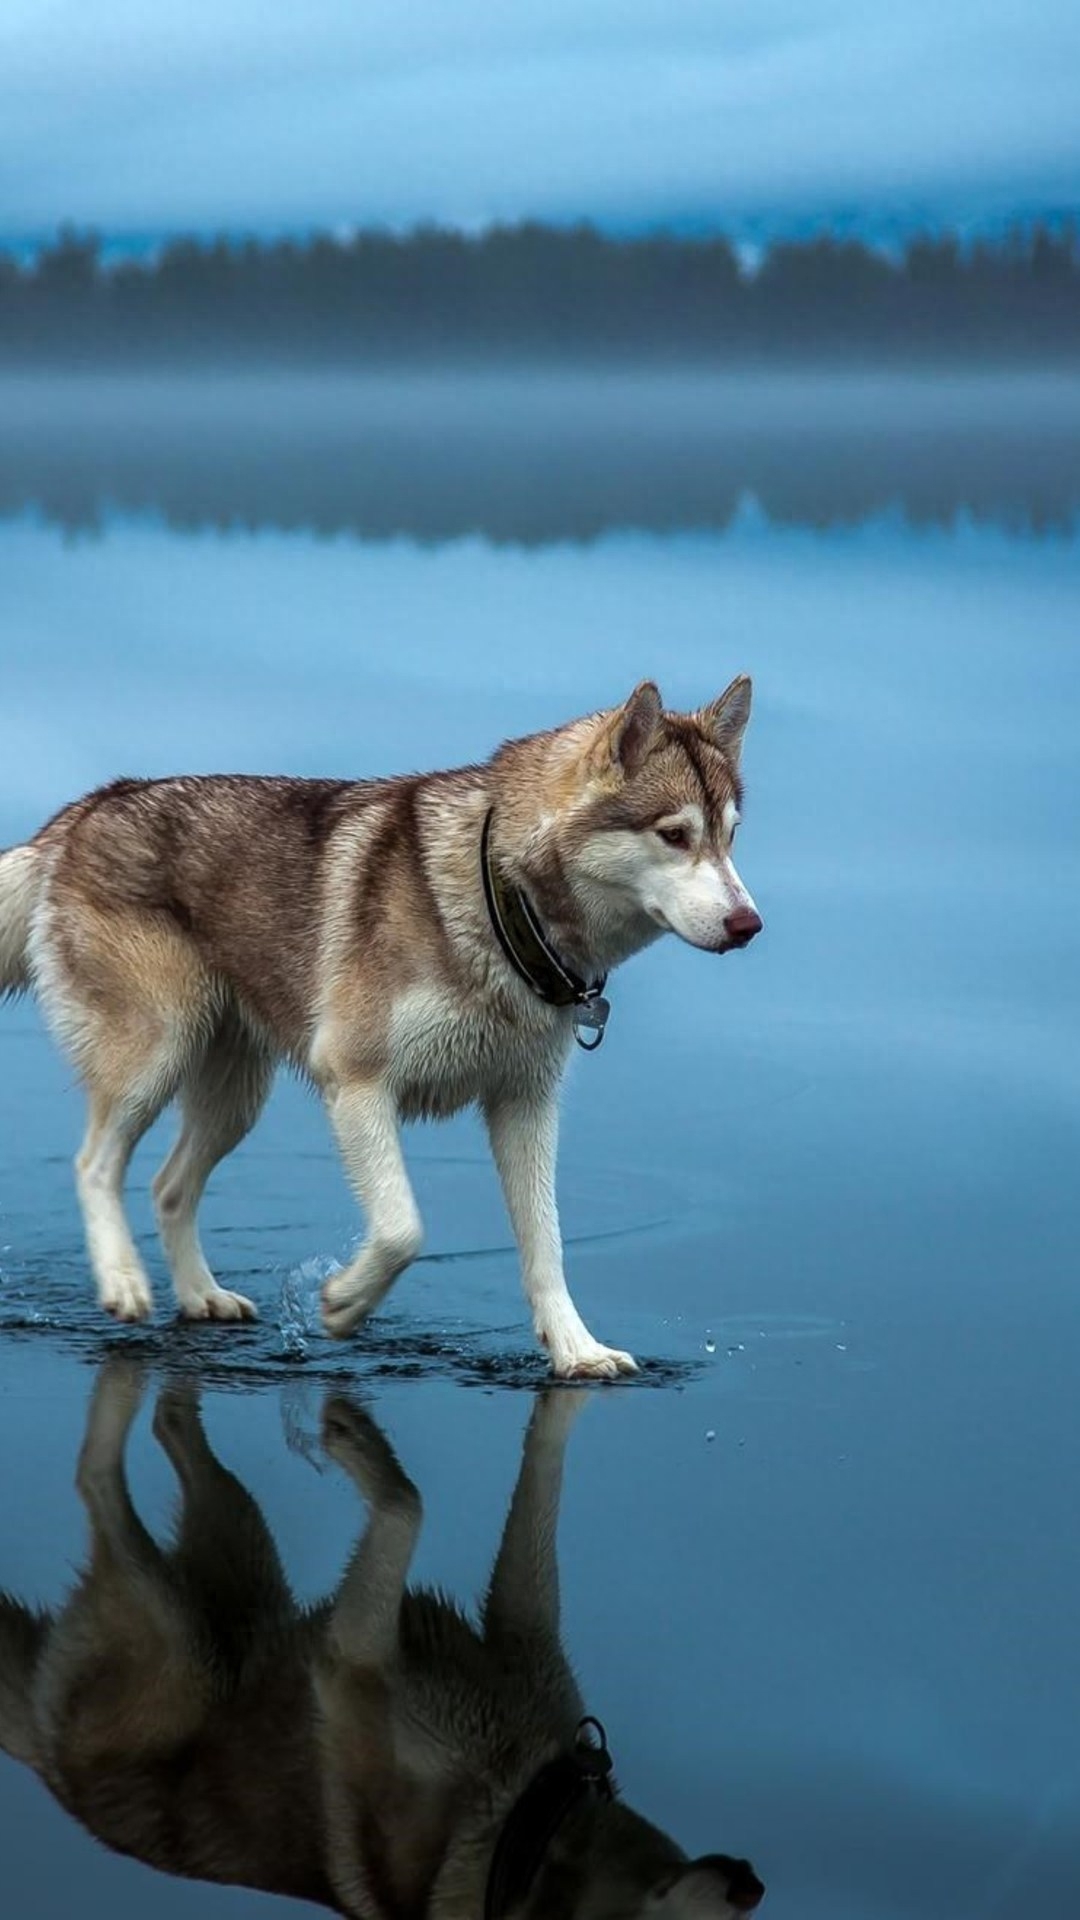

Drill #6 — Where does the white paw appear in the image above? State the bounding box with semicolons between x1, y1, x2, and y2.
99;1267;154;1323
320;1252;391;1340
179;1285;258;1323
320;1269;376;1340
551;1342;639;1381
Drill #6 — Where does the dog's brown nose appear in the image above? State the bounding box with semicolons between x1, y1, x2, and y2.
724;906;763;947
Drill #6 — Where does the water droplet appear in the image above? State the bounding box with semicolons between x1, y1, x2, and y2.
705;1429;716;1443
704;1332;716;1354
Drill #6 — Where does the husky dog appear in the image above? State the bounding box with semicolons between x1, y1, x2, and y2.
0;1366;765;1917
0;679;760;1377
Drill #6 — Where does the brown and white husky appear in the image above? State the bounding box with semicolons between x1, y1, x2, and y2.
0;679;761;1377
0;1366;765;1917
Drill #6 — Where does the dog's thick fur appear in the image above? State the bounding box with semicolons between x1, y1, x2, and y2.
0;1367;765;1918
0;679;759;1376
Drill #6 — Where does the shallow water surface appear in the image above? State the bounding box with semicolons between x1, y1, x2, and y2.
1;375;1078;1918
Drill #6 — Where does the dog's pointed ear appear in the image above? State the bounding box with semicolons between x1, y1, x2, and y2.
696;676;752;769
651;1854;765;1915
608;681;663;776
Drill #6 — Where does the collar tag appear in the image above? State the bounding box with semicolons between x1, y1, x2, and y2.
573;994;610;1051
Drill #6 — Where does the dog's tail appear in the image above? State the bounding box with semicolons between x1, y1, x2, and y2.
0;844;40;997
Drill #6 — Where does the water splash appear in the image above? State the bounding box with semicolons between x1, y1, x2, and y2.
276;1254;336;1361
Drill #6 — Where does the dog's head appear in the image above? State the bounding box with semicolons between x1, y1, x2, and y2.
545;1848;765;1919
646;1854;766;1916
556;678;761;957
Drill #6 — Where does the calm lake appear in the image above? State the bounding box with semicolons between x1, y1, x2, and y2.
1;372;1078;1918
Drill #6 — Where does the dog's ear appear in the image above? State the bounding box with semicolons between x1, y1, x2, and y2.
651;1854;765;1915
608;681;664;776
696;676;752;769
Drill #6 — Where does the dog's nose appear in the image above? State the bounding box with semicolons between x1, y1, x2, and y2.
727;1860;765;1912
724;906;763;947
710;1856;765;1913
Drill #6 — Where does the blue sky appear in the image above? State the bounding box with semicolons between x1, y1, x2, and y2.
2;2;1077;240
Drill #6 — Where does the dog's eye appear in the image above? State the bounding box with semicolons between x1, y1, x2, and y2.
657;824;690;851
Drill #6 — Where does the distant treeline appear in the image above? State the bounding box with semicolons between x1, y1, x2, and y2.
1;220;1078;364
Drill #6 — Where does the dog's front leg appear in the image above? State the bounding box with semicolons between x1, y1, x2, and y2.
484;1090;637;1379
321;1396;422;1664
321;1080;423;1340
484;1388;591;1656
317;1396;422;1920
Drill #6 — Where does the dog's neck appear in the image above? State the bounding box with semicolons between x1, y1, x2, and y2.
518;1797;685;1919
430;1782;684;1920
490;822;661;984
481;732;667;982
528;862;660;981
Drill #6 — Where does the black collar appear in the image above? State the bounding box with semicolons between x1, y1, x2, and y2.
484;1718;615;1920
480;809;611;1051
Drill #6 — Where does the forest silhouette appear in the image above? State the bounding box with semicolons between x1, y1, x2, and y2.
2;219;1078;364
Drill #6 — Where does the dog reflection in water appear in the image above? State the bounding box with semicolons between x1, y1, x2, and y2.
0;1365;764;1917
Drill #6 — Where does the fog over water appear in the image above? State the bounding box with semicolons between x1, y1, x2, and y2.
2;371;1079;541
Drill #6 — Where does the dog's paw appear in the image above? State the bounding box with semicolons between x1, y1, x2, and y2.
320;1269;378;1340
87;1354;149;1418
321;1293;365;1340
99;1267;154;1323
322;1395;422;1514
179;1284;258;1324
152;1381;202;1446
552;1342;639;1382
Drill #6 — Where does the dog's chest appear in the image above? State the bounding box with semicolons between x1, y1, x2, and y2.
387;983;565;1118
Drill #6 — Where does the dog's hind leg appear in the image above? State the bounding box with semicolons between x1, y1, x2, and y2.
76;1081;176;1322
50;1361;212;1756
152;1024;272;1323
320;1081;423;1340
40;902;210;1323
321;1396;421;1664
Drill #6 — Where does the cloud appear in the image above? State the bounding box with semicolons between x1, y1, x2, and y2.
1;2;1077;233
